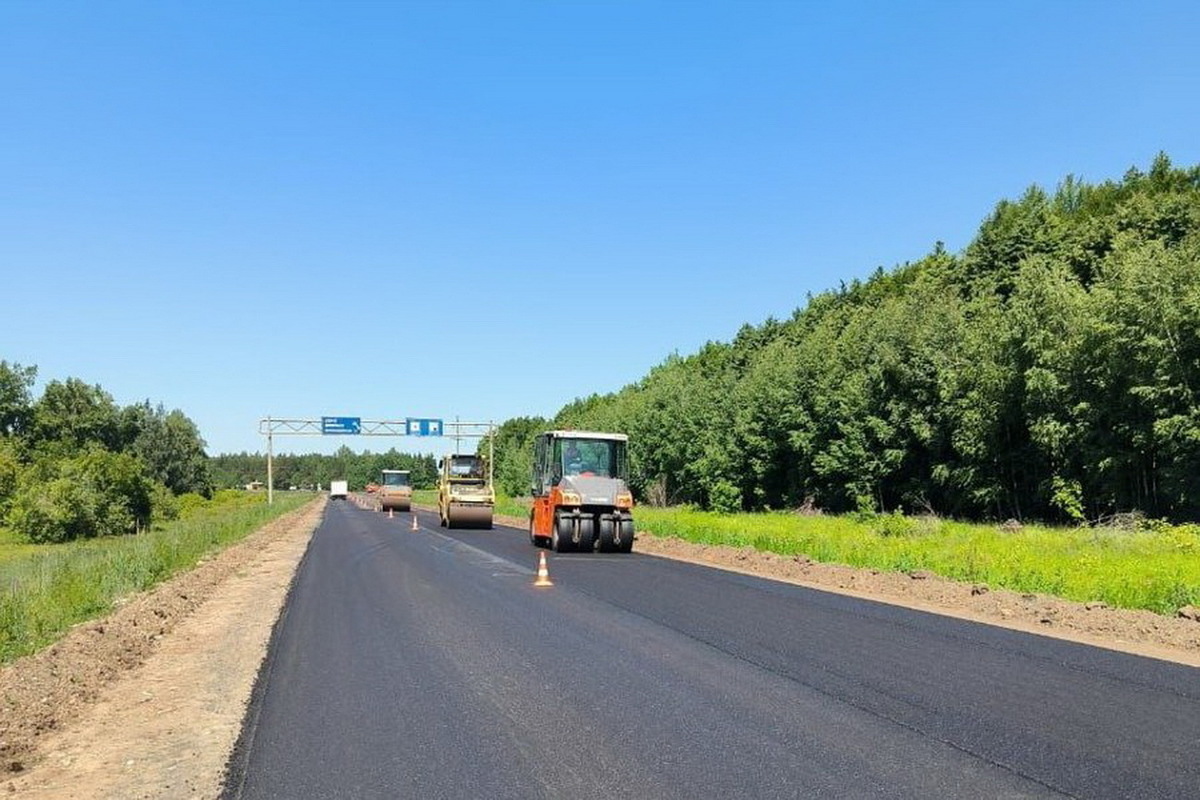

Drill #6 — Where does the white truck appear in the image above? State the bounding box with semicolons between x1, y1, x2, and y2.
330;480;349;501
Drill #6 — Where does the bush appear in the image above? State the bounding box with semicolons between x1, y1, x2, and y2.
176;492;209;518
852;494;877;523
873;510;918;538
149;482;180;525
0;440;20;516
1049;477;1085;523
708;480;741;514
5;447;153;542
7;477;90;543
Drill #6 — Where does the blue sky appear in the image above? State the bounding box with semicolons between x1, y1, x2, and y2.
3;1;1198;456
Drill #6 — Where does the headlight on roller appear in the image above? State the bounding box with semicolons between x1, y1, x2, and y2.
615;491;633;509
559;490;582;505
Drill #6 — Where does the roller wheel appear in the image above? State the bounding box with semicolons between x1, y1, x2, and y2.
617;517;635;553
597;516;616;552
551;528;569;552
551;512;572;552
577;515;595;552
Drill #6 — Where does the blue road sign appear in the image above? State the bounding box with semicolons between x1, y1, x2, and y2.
321;416;362;435
405;418;443;436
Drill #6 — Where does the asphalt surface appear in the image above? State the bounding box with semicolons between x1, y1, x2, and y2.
224;501;1200;799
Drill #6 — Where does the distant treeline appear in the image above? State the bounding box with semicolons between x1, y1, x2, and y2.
490;154;1200;523
0;364;212;542
209;447;438;492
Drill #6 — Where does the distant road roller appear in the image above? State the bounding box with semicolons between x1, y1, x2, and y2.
529;430;634;553
438;454;494;528
376;469;412;512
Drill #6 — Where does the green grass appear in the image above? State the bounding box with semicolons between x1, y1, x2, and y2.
494;494;531;519
414;487;1199;615
0;490;313;664
0;526;40;565
410;490;529;520
634;506;1200;615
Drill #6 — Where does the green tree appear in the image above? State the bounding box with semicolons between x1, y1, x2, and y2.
484;155;1200;522
124;402;213;497
484;416;547;497
0;360;36;437
30;378;123;452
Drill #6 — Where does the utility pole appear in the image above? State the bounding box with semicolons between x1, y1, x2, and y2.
266;415;274;505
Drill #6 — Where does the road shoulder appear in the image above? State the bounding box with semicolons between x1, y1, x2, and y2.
2;498;324;797
483;507;1200;667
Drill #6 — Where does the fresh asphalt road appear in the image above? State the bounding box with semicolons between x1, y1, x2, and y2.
224;501;1200;799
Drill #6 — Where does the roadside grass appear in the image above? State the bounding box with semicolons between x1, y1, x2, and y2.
413;487;1197;615
634;507;1200;616
409;490;529;521
0;490;313;664
0;526;40;566
494;495;531;519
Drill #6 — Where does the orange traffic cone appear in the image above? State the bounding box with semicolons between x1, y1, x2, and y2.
533;551;553;587
411;514;419;531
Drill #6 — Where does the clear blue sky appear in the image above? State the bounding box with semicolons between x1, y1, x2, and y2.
3;1;1198;456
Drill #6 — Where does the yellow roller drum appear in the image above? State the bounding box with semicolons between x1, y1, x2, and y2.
445;503;493;529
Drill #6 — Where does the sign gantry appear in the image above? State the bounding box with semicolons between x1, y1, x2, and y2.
258;415;490;504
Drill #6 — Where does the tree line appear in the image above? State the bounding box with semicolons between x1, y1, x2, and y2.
209;447;438;492
488;154;1200;523
0;364;213;542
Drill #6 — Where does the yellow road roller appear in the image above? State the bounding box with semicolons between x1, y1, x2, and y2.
438;454;494;529
376;469;412;512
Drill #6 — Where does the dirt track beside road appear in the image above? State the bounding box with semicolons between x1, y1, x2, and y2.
1;498;324;798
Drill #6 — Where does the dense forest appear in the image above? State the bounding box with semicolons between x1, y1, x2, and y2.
0;364;212;542
209;448;438;492
489;155;1200;523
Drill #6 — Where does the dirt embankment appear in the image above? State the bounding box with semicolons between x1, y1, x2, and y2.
633;531;1200;665
3;499;1197;798
486;508;1200;666
1;498;325;798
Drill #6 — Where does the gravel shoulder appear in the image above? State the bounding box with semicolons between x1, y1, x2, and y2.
3;498;1197;798
1;497;325;797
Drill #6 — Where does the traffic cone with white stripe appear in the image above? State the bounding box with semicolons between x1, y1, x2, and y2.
533;551;553;587
388;508;393;519
411;514;419;531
